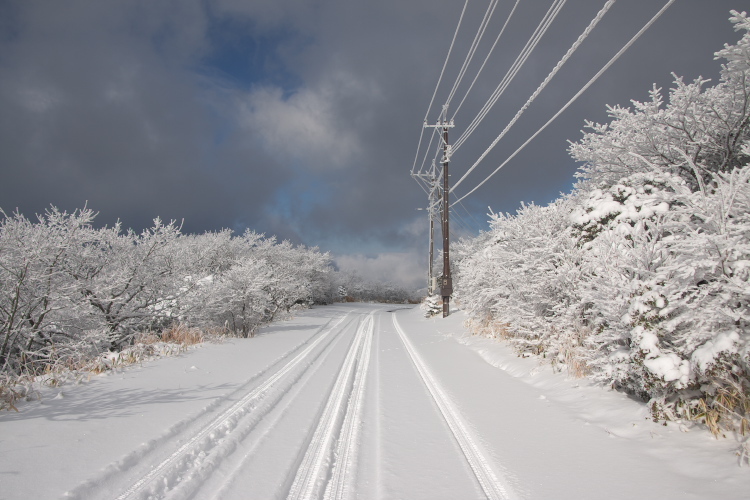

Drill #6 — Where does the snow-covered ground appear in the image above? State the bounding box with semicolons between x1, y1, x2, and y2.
0;304;747;499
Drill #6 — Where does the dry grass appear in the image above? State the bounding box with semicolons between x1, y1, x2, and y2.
738;438;750;466
465;316;513;340
466;315;591;379
556;326;591;379
687;382;750;439
0;322;228;411
157;323;204;345
0;374;37;412
560;347;589;379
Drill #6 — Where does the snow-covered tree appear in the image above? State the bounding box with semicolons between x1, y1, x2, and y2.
454;197;587;369
329;269;418;304
570;11;750;193
196;258;274;337
0;207;96;373
0;205;336;376
64;218;184;349
455;12;750;433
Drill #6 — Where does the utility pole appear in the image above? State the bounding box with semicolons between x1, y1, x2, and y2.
414;164;438;295
427;167;438;295
428;193;435;295
423;113;454;317
440;123;452;317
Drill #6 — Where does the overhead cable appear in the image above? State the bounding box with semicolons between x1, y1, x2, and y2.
411;0;469;174
451;0;677;206
457;199;484;231
416;128;439;175
451;0;522;120
451;0;616;193
452;0;567;153
444;0;500;110
449;209;474;235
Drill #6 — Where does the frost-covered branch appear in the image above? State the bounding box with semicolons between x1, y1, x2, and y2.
456;13;750;436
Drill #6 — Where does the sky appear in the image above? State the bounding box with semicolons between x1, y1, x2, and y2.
0;0;743;288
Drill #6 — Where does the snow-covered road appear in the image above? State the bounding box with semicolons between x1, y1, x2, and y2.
1;304;748;499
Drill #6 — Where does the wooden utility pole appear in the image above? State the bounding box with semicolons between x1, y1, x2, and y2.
428;201;434;294
422;116;454;316
440;124;452;317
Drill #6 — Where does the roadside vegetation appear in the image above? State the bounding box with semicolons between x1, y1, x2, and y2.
452;12;750;441
0;206;417;410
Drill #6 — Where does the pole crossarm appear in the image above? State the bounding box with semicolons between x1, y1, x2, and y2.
424;120;455;129
424;120;455;163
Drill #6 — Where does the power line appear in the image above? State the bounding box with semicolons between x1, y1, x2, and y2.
444;0;500;110
457;199;485;231
451;0;522;120
452;0;567;153
450;209;473;234
451;0;616;193
411;0;469;174
414;175;431;196
416;127;439;175
451;0;677;207
453;0;565;151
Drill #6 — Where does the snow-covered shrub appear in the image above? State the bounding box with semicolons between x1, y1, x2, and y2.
194;257;274;338
455;12;750;434
421;295;442;317
0;207;99;374
570;28;750;191
164;230;337;336
567;11;750;431
454;197;589;372
571;163;750;433
0;205;336;380
568;171;677;392
65;217;186;349
0;203;340;411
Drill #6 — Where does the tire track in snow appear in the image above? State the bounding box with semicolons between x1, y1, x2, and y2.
164;314;356;500
392;313;517;500
287;311;374;500
323;312;373;500
198;314;361;500
66;314;351;500
109;312;352;500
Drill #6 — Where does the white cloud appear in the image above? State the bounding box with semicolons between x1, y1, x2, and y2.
238;72;375;171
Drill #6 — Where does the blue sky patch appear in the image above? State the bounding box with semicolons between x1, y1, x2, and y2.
201;14;304;93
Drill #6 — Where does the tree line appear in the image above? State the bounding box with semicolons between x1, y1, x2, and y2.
452;12;750;436
0;207;417;378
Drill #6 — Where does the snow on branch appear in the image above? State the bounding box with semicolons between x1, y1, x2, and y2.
454;13;750;439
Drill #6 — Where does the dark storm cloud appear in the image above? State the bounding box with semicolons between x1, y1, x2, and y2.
0;0;743;286
0;0;287;233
